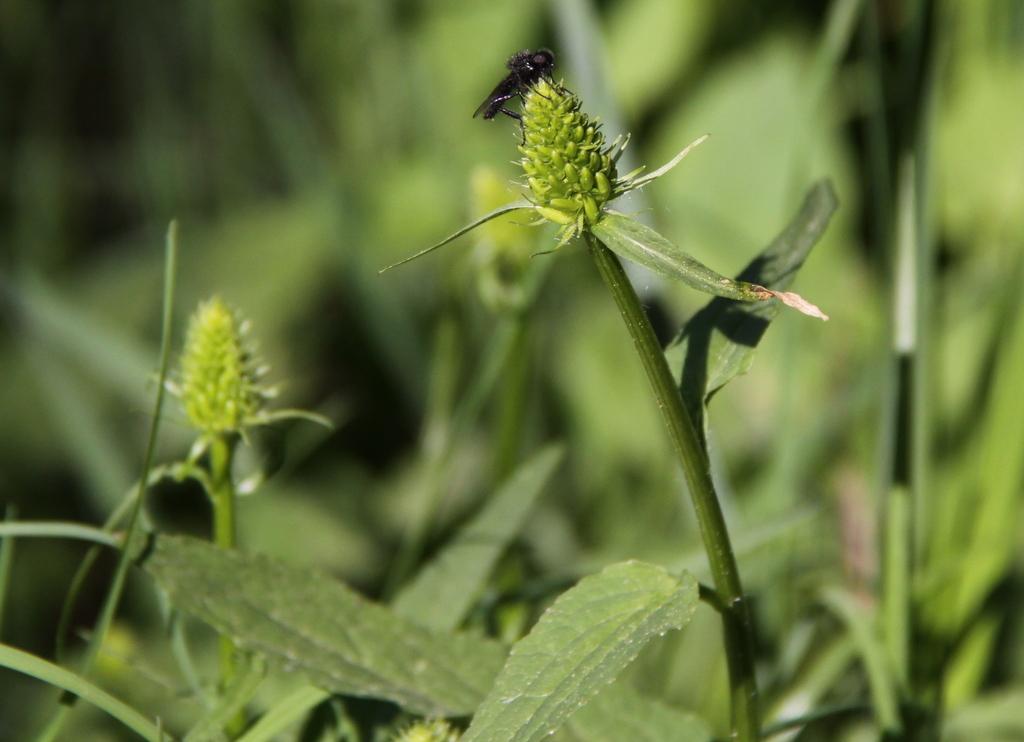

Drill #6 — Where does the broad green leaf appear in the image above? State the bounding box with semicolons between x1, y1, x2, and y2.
143;535;507;717
380;199;534;273
460;561;699;742
392;444;565;632
562;680;712;742
665;180;838;438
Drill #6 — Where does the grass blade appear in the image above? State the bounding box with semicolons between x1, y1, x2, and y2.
236;686;331;742
0;642;166;742
392;444;564;632
822;588;900;733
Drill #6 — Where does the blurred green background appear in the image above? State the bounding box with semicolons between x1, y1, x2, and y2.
1;0;1023;739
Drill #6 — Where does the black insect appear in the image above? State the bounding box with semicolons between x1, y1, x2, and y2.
474;49;557;122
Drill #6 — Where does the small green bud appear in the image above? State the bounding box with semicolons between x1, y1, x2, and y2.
579;166;595;191
550;197;580;212
535;205;577;225
176;297;273;436
391;720;460;742
469;167;536;312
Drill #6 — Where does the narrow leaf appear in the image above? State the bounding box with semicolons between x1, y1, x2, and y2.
565;681;712;742
143;534;507;717
945;689;1024;741
460;561;699;742
392;444;565;632
184;654;267;742
591;212;824;326
593;214;762;300
0;505;18;632
822;588;900;733
380;199;534;273
616;135;709;195
665;180;838;438
0;642;165;742
237;686;331;742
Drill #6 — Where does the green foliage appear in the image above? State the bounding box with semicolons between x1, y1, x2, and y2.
1;0;1024;740
556;680;712;742
0;643;165;741
667;180;839;438
459;561;698;742
143;534;506;717
391;445;564;633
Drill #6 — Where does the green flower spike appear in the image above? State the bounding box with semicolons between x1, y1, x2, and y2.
382;72;826;320
170;297;331;459
176;297;272;437
518;78;620;245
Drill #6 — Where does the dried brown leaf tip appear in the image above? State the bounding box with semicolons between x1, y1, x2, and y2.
753;286;829;321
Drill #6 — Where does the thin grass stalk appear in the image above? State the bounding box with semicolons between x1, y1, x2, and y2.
55;487;139;662
36;221;178;742
906;19;942;736
0;504;17;637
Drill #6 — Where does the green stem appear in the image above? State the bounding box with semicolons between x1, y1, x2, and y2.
208;432;243;734
209;433;238;551
586;234;760;742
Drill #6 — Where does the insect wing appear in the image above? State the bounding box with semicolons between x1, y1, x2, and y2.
473;76;518;118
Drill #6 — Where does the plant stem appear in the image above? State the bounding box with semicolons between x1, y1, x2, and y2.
208;432;241;729
586;233;760;742
209;433;237;545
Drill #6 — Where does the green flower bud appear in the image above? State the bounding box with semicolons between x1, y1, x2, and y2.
518;78;618;242
391;720;460;742
469;167;536;311
176;297;273;436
